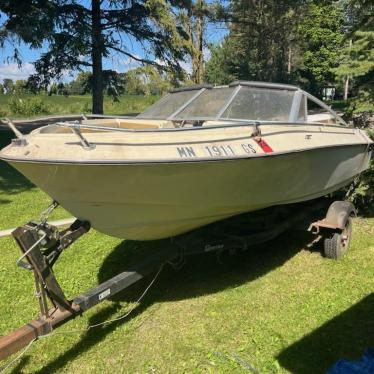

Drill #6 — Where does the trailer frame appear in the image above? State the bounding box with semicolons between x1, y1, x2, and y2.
0;197;353;362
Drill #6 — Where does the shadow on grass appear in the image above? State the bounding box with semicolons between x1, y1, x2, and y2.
34;229;318;374
9;356;30;374
277;293;374;374
0;131;35;197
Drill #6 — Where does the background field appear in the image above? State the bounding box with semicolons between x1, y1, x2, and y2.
0;94;159;118
0;131;373;373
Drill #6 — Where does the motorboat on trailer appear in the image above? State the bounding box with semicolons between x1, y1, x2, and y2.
0;81;372;240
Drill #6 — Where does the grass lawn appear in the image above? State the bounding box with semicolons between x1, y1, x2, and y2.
0;94;159;118
0;132;373;373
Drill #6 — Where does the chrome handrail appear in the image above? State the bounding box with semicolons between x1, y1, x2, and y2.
54;119;339;135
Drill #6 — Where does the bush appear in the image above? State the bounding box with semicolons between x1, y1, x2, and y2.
348;160;374;214
8;97;50;117
347;128;374;214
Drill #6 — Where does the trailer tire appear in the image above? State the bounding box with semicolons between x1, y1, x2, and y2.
323;217;352;259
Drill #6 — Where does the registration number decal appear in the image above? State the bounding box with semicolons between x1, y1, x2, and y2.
177;146;196;158
241;144;257;154
204;145;235;157
176;143;258;158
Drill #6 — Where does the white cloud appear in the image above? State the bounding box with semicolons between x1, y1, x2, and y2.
123;55;142;66
0;62;36;82
203;46;211;61
154;58;168;67
179;60;192;74
121;55;143;71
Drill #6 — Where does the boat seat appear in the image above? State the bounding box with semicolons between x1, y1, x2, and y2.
80;118;176;129
307;113;335;124
36;118;176;134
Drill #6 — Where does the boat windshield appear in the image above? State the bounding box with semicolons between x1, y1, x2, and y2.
138;85;298;122
138;89;198;119
137;82;344;125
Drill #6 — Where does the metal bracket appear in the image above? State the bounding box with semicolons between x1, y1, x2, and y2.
252;121;262;138
55;121;95;150
71;123;96;150
5;118;28;146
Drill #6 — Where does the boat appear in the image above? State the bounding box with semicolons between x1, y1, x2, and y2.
0;81;372;240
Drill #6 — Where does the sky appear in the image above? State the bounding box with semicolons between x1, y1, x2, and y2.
0;3;227;83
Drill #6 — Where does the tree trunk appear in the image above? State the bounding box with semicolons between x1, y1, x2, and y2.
344;39;352;101
191;0;205;84
344;76;349;101
195;13;204;84
91;0;103;114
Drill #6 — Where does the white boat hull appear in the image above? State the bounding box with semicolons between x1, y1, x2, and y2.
8;143;370;240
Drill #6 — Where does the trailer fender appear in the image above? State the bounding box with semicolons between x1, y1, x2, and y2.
324;201;356;230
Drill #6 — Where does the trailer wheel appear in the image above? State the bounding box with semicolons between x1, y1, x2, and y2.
323;217;352;259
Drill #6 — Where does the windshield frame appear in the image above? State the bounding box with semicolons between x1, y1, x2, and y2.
136;82;347;126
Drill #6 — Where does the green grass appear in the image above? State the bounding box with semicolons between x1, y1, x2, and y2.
0;132;373;373
0;94;159;118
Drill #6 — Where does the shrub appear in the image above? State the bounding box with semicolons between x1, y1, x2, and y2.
0;109;8;117
347;128;374;214
8;97;50;117
348;160;374;214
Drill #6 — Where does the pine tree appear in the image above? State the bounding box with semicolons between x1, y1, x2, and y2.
334;0;374;112
0;0;191;113
205;0;305;84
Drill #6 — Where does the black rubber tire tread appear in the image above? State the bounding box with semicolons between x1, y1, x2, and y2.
324;233;342;259
324;217;353;259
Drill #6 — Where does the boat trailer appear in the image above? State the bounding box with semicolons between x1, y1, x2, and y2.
0;198;355;362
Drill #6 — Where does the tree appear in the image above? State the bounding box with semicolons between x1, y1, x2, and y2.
2;78;14;94
69;72;93;95
178;0;207;84
0;0;191;113
333;0;374;111
334;31;374;111
176;1;227;84
297;3;344;96
179;0;205;84
14;79;28;94
123;66;172;95
205;0;306;85
205;41;240;84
